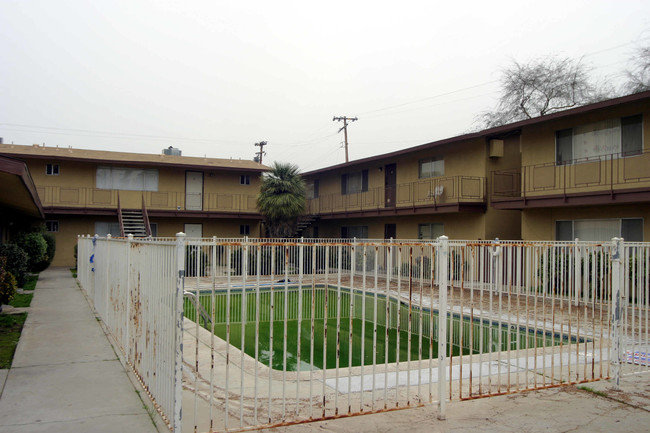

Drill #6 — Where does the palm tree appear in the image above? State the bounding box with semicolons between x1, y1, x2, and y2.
257;162;306;237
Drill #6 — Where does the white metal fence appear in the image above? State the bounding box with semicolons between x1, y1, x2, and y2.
77;235;650;433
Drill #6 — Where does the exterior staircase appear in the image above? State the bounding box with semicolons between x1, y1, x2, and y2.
117;195;152;237
120;209;148;237
293;214;320;237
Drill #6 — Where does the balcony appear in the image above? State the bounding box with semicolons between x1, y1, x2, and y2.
36;186;260;216
306;175;486;217
491;149;650;209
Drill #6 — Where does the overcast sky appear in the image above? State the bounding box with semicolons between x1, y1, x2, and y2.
1;0;649;171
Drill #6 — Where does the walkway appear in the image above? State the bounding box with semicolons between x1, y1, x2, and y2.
0;267;161;433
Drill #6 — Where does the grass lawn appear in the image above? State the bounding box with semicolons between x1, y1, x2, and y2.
9;293;33;308
0;313;27;369
22;274;39;291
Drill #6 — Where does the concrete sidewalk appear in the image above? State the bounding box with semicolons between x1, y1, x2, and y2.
0;267;160;433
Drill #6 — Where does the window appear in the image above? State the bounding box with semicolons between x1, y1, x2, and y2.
45;220;59;232
149;223;158;237
341;226;368;239
418;223;444;240
46;163;60;175
95;222;121;237
341;170;368;195
555;114;642;164
306;180;319;199
419;157;444;178
96;166;158;191
555;218;643;242
240;224;250;235
240;175;250;185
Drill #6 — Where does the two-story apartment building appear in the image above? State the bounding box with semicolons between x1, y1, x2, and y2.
0;144;269;266
490;90;650;242
300;126;522;241
300;91;650;243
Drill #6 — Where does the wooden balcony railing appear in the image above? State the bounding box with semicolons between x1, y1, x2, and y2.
491;149;650;200
35;186;259;214
306;175;486;215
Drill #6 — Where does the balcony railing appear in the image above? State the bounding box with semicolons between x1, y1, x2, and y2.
36;186;259;214
491;149;650;200
306;175;486;215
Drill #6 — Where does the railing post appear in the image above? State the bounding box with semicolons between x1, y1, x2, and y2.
125;234;133;363
437;235;449;420
610;237;623;389
90;234;98;301
573;238;580;307
174;232;186;433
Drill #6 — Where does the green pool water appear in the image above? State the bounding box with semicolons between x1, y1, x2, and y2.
184;285;563;371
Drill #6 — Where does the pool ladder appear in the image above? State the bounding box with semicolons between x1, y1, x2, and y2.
183;291;212;328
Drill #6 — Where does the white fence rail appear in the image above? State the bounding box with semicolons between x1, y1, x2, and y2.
77;235;650;433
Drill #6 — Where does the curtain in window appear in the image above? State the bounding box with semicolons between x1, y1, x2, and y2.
573;219;619;241
418;223;444;239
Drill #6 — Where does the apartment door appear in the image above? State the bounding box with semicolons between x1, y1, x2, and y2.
384;223;396;239
384;163;396;207
185;171;203;211
184;223;203;238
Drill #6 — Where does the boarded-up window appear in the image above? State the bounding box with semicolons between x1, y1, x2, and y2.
96;166;158;191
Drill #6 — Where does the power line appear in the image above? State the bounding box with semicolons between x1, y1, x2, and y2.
0;123;245;145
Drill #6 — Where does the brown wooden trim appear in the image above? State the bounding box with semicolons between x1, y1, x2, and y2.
0;156;45;218
318;202;486;219
43;206;263;219
2;153;268;173
491;187;650;209
146;210;264;220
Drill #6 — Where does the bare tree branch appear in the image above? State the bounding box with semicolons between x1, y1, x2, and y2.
624;45;650;94
476;56;611;128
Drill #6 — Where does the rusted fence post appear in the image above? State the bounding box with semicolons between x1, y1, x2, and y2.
125;233;133;363
174;232;186;433
437;235;449;420
610;237;623;389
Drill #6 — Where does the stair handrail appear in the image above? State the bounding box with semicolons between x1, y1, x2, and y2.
117;194;125;237
142;195;152;237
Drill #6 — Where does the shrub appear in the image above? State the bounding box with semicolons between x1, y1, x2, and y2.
0;244;29;287
34;232;56;272
0;256;18;305
17;232;47;272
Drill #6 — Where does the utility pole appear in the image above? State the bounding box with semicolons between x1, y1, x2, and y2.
254;141;267;164
333;116;358;163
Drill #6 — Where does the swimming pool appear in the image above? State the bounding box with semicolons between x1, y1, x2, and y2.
184;285;570;371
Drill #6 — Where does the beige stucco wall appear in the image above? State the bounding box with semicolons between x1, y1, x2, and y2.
310;139;487;199
520;100;650;168
522;204;650;241
314;213;486;240
23;157;261;210
48;215;262;267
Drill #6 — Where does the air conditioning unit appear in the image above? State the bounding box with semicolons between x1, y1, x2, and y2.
163;146;182;156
